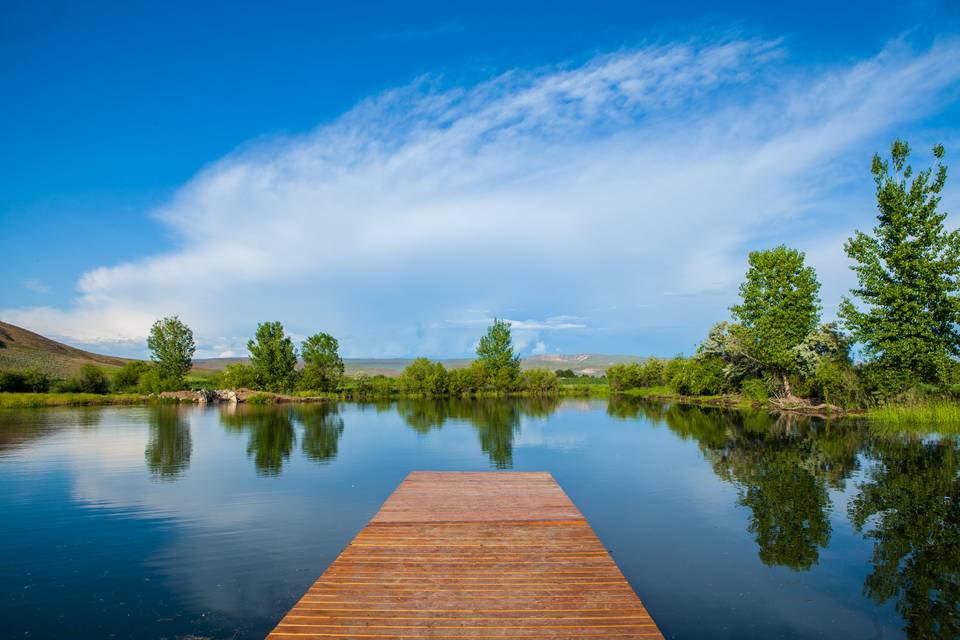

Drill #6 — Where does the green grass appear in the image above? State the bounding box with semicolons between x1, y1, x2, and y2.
866;401;960;433
0;392;148;408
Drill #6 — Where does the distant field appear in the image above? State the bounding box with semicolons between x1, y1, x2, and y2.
1;320;644;379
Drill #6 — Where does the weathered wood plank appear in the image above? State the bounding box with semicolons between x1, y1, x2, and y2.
268;471;663;639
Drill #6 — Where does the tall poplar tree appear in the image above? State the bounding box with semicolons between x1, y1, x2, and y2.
840;140;960;392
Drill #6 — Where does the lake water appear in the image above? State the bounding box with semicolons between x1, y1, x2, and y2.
1;399;957;639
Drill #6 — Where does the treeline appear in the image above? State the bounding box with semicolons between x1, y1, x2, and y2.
610;140;960;408
50;314;568;398
219;318;564;397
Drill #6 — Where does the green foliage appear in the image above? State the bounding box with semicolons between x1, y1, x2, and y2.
246;393;274;405
399;358;448;396
0;368;52;392
300;332;344;392
475;319;520;390
147;317;196;387
731;245;821;391
741;378;769;403
669;356;726;396
0;392;144;408
520;368;559;395
555;368;576;378
447;363;484;396
840;140;960;395
606;360;666;391
61;364;110;394
218;363;259;389
248;321;298;392
113;360;152;391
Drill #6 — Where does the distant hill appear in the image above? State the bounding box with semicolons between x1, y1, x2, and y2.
0;321;131;375
0;320;644;378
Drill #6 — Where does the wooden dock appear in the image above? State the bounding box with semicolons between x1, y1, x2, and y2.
268;471;663;639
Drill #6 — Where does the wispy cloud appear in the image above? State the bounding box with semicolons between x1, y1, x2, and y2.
22;278;51;294
4;37;960;356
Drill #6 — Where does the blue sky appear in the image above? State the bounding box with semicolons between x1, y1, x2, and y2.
2;0;960;358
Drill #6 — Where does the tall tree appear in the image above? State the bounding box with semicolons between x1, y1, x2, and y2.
247;321;298;391
840;140;960;392
146;316;196;387
300;332;344;391
730;246;821;397
476;318;520;390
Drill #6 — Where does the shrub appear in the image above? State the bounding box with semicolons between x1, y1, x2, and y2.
114;361;151;391
399;358;448;396
62;365;110;394
740;378;769;403
670;356;726;396
607;363;641;391
218;363;259;389
520;368;559;395
0;368;52;392
448;363;484;396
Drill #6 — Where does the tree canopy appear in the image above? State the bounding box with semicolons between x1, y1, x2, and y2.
146;316;196;386
730;245;821;395
247;321;298;391
300;332;344;391
840;140;960;393
476;319;520;389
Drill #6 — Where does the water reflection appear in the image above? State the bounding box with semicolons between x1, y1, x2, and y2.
3;399;959;638
145;406;192;480
850;438;960;639
221;406;296;476
607;396;960;637
219;404;347;474
300;405;345;463
396;397;559;468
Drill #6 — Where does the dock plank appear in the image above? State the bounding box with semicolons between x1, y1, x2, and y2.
268;471;663;639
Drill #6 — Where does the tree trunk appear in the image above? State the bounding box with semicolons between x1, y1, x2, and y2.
782;373;794;400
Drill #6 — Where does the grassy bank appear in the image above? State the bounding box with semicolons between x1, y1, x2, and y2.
866;402;960;432
0;392;149;408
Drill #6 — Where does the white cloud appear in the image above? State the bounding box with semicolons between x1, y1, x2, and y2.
531;340;548;355
22;278;51;294
4;37;960;357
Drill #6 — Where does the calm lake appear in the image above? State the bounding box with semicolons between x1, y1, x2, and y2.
1;399;957;639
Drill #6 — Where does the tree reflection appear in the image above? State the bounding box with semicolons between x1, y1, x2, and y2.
297;404;344;464
612;399;858;571
849;437;960;639
220;405;295;476
145;406;191;480
396;397;560;468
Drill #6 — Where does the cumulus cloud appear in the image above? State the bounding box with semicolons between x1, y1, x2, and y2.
4;37;960;357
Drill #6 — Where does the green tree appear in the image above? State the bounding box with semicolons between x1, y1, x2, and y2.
399;358;448;396
300;332;344;391
520;368;559;395
113;360;151;391
476;318;520;390
247;321;298;391
217;363;258;389
68;364;110;394
840;140;960;395
146;316;196;388
731;246;821;397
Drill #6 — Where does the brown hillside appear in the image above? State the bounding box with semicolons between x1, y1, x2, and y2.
0;321;131;376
